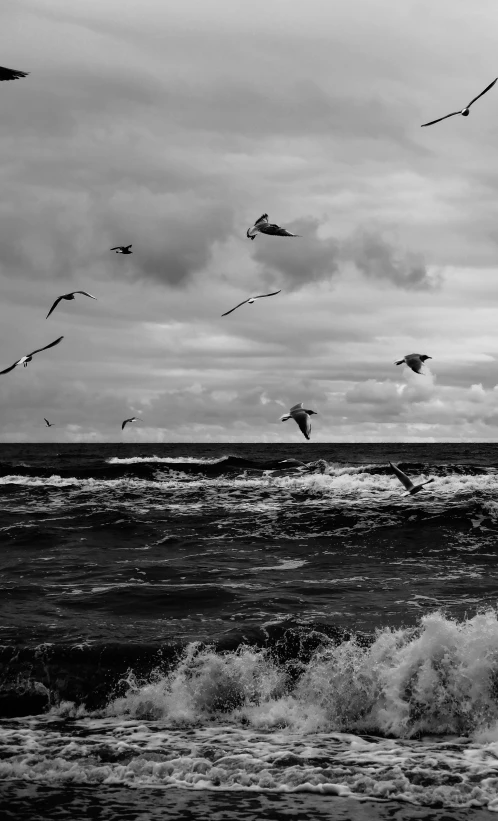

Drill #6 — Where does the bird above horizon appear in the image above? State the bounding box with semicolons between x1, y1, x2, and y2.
111;245;132;254
280;402;317;440
421;78;497;127
46;291;97;319
122;417;142;430
221;290;281;317
44;418;54;427
247;213;300;240
0;66;29;81
0;337;64;375
394;354;432;374
390;462;435;496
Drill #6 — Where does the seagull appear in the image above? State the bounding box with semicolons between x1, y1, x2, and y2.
0;66;29;82
394;353;432;374
46;291;97;319
247;213;300;240
390;462;435;496
44;418;54;427
111;245;132;254
0;337;64;375
421;78;497;127
221;290;281;317
122;417;142;430
280;402;317;440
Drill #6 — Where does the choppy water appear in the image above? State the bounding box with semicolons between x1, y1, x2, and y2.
2;443;498;819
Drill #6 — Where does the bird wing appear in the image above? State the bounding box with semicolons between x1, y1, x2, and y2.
72;291;97;299
44;418;50;426
405;355;422;373
394;359;405;365
390;462;414;490
221;299;250;316
121;419;130;430
293;410;311;440
0;66;29;81
26;336;64;358
46;296;64;319
467;77;498;108
259;223;296;236
253;290;282;300
110;247;123;251
420;111;460;127
0;360;20;374
289;402;304;412
254;214;269;226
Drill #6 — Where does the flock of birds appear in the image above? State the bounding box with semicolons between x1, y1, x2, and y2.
1;65;496;493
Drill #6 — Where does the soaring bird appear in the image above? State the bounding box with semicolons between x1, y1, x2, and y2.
0;337;64;375
394;353;432;374
280;402;317;440
247;213;300;240
44;418;54;427
390;462;435;496
122;417;142;430
111;245;132;254
421;78;497;127
0;66;29;81
46;291;97;319
221;290;281;317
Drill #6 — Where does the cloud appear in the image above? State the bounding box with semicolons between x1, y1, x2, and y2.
348;232;440;291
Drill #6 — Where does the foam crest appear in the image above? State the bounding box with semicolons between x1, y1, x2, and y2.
107;456;228;465
97;611;498;738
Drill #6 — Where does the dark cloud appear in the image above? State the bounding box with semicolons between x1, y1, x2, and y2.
348;232;440;291
251;217;340;290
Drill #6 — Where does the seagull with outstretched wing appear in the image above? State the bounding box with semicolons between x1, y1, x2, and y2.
0;336;64;375
111;245;132;254
46;291;97;319
0;66;29;81
247;213;300;240
280;402;317;440
44;418;54;427
394;353;432;374
421;78;497;127
221;290;281;317
122;417;142;430
390;462;434;496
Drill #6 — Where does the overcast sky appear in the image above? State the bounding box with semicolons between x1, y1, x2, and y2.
2;0;498;443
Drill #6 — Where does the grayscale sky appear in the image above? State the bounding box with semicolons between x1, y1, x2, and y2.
2;0;498;442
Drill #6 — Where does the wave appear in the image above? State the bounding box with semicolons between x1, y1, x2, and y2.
3;611;498;740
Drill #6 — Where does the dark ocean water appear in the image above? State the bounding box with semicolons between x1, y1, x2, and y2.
2;443;498;819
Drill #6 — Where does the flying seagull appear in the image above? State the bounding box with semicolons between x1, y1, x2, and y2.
0;336;64;375
122;417;142;430
44;418;54;427
421;78;497;127
221;290;281;317
0;66;29;82
390;462;435;496
247;213;300;240
46;291;97;319
394;353;432;374
111;245;132;254
280;402;317;440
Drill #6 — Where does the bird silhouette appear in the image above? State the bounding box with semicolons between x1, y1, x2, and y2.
421;78;497;127
46;291;97;319
280;403;317;440
247;213;300;240
0;337;64;375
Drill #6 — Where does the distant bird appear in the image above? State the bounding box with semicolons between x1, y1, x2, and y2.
111;245;132;254
247;213;300;240
0;66;29;82
46;291;97;319
390;462;435;496
222;290;281;317
0;337;64;375
421;78;497;127
394;353;432;375
44;418;54;427
122;417;142;430
280;402;317;440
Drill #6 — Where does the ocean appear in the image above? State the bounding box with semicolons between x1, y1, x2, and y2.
1;442;498;820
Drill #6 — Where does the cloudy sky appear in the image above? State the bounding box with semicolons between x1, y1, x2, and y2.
2;0;498;442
